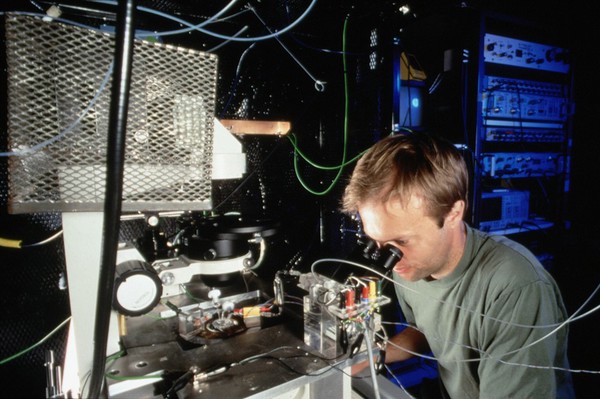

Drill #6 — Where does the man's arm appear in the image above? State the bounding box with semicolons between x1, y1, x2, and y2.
351;326;429;375
477;281;570;398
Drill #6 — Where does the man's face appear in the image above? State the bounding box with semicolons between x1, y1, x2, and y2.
358;195;464;281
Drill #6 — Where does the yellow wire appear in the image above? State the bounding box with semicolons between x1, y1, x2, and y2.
0;237;22;248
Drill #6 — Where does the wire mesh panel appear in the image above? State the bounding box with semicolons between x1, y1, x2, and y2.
4;13;218;213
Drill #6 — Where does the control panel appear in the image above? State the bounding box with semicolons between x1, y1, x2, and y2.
479;190;530;232
481;152;563;178
483;33;570;74
473;24;572;236
481;76;568;122
483;126;565;143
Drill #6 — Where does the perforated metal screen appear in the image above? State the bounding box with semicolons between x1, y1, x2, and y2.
5;14;218;213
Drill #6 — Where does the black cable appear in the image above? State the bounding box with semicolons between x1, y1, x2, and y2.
88;0;137;397
164;369;193;399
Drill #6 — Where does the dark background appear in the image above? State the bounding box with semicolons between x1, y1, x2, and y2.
1;1;598;398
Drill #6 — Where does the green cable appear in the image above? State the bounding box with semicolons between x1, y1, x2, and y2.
287;133;366;170
0;316;71;365
291;16;351;196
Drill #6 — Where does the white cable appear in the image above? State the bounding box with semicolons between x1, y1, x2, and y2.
249;239;267;270
95;0;319;42
248;5;326;91
363;320;381;399
207;25;249;52
21;230;64;247
0;61;114;157
140;0;240;37
377;325;600;374
384;363;417;399
312;257;600;330
312;259;600;372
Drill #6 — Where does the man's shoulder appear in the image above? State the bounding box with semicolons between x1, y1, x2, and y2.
469;228;551;286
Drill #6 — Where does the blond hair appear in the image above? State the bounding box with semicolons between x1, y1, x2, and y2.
342;132;468;226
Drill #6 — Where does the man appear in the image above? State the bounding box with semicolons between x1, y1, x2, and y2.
342;132;575;398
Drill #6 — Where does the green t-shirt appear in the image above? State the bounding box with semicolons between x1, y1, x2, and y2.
394;224;575;398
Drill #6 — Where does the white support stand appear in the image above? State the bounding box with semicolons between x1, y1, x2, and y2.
61;212;120;398
212;118;246;180
59;119;247;397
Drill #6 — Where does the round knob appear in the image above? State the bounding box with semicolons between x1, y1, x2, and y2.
113;260;162;316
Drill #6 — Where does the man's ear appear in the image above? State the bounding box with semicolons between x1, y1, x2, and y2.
446;200;465;226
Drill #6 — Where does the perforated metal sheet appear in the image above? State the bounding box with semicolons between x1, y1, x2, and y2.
5;14;218;213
